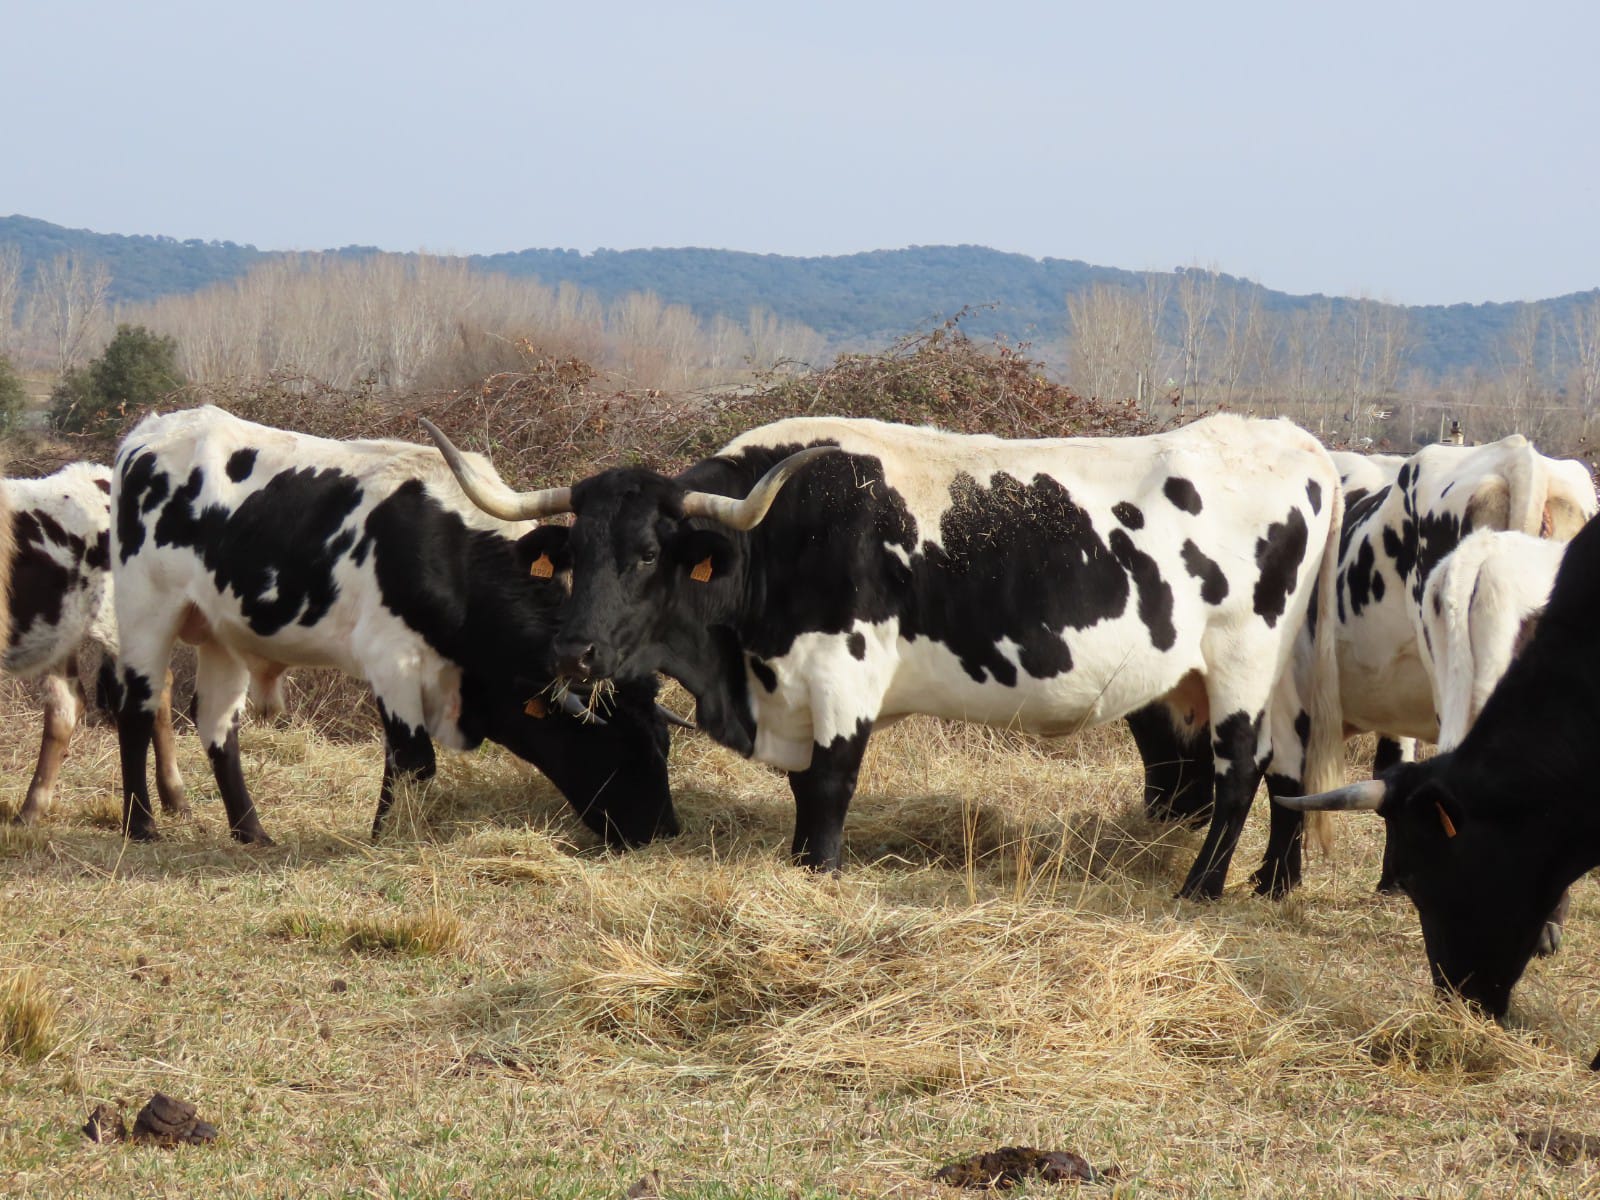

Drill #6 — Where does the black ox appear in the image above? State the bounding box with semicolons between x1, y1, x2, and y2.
1286;511;1600;1046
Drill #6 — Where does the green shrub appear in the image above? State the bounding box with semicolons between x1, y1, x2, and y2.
49;323;184;432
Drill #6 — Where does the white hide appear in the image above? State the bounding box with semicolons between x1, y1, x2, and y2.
1418;530;1565;750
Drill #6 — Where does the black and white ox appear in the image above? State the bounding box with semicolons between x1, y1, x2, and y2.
111;406;679;846
1324;435;1592;754
1128;436;1595;896
1126;449;1413;823
425;413;1346;900
1284;511;1600;1045
4;463;185;824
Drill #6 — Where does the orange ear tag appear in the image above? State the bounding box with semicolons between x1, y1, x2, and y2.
523;697;547;719
1435;801;1457;839
690;557;714;583
530;554;554;579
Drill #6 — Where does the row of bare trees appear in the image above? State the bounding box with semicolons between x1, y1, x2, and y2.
1065;268;1600;455
119;255;825;395
7;245;1600;456
0;250;827;400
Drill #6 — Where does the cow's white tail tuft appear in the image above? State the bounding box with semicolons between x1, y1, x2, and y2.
1301;474;1346;857
0;476;14;660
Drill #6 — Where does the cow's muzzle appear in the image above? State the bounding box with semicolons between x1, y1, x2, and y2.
554;637;600;682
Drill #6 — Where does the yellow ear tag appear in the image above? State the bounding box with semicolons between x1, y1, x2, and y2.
1435;801;1457;839
530;553;554;579
523;697;547;719
690;557;714;583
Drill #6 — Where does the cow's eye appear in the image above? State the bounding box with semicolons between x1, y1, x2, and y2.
639;550;658;567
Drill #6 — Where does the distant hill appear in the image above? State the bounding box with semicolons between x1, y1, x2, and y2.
4;214;1596;379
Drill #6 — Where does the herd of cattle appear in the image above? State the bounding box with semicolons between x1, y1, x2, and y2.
3;402;1599;1060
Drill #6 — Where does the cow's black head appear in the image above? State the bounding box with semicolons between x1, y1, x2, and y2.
550;468;741;684
1377;760;1561;1018
419;420;832;755
1286;760;1563;1020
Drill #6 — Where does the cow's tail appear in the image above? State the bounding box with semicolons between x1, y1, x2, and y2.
0;473;13;659
1300;471;1346;857
1505;439;1547;537
1427;544;1481;752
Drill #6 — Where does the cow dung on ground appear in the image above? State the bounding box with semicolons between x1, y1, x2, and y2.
932;1145;1100;1187
132;1092;219;1146
83;1094;220;1146
81;1102;126;1144
1515;1126;1600;1165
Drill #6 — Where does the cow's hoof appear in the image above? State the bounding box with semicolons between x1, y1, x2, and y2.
158;791;190;818
1147;804;1212;831
230;827;275;847
1536;921;1564;958
1250;865;1299;899
9;809;40;827
125;826;162;843
1374;878;1405;896
1176;877;1223;902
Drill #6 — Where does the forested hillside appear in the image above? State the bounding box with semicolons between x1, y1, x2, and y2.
5;214;1596;380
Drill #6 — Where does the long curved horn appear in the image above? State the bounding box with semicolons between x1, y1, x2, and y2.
419;418;572;521
557;691;607;725
681;446;837;531
1276;779;1388;813
656;703;696;730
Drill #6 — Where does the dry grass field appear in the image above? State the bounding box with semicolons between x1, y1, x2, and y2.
3;674;1600;1198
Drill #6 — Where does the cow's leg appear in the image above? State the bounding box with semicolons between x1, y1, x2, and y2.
1536;890;1572;957
1253;781;1305;899
14;670;81;825
194;643;271;845
1373;736;1416;894
116;616;183;842
1179;707;1272;901
375;698;436;839
1373;736;1413;775
788;720;871;872
151;670;188;815
1252;691;1311;898
1126;703;1215;827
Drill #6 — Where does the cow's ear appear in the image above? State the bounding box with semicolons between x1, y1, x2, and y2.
1409;780;1464;841
671;528;735;585
516;526;571;579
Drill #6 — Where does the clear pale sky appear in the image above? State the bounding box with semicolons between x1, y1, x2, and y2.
5;0;1596;306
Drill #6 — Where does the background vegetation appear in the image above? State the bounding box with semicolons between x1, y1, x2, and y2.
3;216;1600;459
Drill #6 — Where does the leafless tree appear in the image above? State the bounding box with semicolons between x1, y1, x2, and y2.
1562;294;1600;411
1174;265;1218;408
1067;283;1141;402
1213;285;1266;409
28;253;112;374
1279;302;1334;429
0;243;23;356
